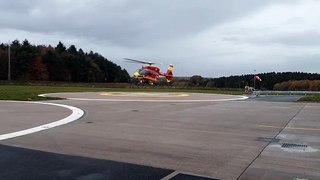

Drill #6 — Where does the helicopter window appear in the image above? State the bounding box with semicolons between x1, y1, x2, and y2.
139;70;144;75
140;69;150;75
135;69;142;74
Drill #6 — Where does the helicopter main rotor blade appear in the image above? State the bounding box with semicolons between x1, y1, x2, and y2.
123;58;155;65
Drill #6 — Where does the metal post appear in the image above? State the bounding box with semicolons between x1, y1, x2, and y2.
253;69;256;90
8;41;11;81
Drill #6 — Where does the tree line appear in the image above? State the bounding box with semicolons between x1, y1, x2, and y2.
213;72;320;90
1;40;319;90
273;80;320;91
0;39;130;82
172;72;320;90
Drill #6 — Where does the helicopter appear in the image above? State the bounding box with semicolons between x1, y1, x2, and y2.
124;58;173;85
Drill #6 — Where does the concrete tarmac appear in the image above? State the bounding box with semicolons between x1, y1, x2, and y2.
0;93;319;179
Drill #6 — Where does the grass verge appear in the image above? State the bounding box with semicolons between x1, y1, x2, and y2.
298;95;320;103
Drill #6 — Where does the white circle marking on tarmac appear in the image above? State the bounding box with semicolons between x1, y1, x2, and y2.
65;96;248;102
0;101;84;141
39;93;248;102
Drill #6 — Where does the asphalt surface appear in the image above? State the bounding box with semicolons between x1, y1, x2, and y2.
0;93;319;180
247;95;302;102
0;144;173;180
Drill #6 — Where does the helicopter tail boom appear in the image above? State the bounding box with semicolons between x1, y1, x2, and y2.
165;64;174;82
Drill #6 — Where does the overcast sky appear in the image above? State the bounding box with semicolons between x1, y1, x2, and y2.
1;0;320;77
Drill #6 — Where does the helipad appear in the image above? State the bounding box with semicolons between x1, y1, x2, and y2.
1;92;320;179
40;92;248;102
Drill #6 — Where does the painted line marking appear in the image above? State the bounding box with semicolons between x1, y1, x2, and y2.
161;171;180;180
67;96;248;102
160;170;215;180
0;101;84;141
100;92;189;97
259;125;320;132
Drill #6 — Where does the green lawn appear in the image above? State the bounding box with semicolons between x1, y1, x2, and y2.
298;95;320;103
0;85;243;101
0;85;106;101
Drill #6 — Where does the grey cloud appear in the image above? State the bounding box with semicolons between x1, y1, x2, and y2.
0;0;276;47
1;0;319;77
284;54;320;71
273;31;320;46
242;30;320;46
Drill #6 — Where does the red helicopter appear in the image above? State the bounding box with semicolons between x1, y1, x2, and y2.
124;58;173;85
